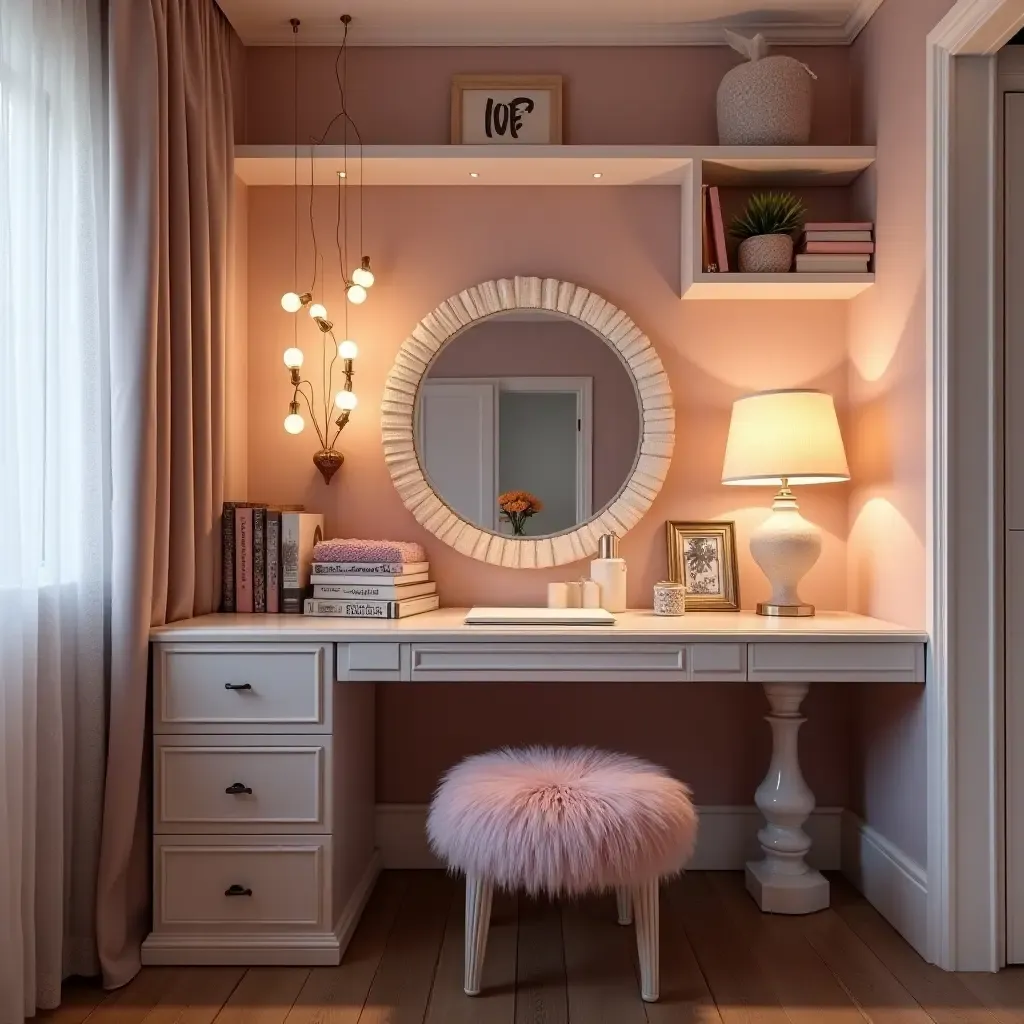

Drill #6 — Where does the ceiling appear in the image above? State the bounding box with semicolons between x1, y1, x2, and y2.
216;0;885;47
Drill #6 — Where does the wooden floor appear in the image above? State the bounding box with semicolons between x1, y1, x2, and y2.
43;871;1024;1024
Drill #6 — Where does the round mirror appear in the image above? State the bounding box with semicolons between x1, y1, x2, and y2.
383;278;674;567
416;311;641;539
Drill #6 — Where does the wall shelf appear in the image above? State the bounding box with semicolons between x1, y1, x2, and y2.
684;273;876;301
233;144;876;300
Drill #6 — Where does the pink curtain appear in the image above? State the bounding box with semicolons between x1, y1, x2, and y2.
97;0;238;988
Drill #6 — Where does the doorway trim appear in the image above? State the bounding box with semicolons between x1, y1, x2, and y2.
927;0;1024;971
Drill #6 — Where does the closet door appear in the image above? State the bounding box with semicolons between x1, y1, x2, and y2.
1005;89;1024;963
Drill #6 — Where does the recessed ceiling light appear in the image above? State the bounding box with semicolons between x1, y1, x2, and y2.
469;172;479;178
593;172;603;179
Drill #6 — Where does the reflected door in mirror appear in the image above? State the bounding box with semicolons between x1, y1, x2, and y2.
414;312;641;540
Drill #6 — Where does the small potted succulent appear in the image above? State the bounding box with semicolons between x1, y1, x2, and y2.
730;192;806;273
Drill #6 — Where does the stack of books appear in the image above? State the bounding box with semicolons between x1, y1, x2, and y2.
796;222;874;274
303;540;440;619
221;502;324;615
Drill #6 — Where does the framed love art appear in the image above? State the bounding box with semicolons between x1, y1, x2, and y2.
451;75;563;145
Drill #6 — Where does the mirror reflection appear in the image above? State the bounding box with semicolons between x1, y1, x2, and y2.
415;311;642;538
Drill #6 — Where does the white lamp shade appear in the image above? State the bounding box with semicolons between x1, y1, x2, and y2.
721;389;850;486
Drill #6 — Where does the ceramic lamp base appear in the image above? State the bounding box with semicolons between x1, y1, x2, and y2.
749;486;821;618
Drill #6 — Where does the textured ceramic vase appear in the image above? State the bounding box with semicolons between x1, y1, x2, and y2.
738;234;794;273
717;55;813;145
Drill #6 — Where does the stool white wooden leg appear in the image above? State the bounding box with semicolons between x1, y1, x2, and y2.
633;879;660;1002
616;886;633;925
464;873;493;996
745;681;829;915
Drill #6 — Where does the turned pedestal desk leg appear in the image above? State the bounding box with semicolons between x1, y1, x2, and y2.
746;680;829;915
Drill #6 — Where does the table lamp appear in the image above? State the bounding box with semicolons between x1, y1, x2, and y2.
721;389;849;617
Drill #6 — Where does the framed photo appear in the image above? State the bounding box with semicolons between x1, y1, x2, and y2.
451;75;563;145
665;520;741;612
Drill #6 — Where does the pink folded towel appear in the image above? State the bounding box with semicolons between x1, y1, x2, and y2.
313;538;427;564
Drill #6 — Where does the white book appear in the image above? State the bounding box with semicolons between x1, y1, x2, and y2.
303;594;440;619
281;512;324;614
795;254;871;273
464;607;615;626
310;561;429;576
309;570;431;586
312;581;437;600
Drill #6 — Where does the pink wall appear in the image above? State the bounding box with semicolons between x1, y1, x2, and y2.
245;183;853;802
237;41;867;807
242;45;853;146
428;318;641;514
846;0;958;868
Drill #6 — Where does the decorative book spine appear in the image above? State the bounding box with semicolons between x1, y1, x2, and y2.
221;502;238;612
252;506;267;613
235;507;253;613
266;510;281;614
709;187;729;273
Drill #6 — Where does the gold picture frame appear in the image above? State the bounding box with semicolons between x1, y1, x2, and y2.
451;75;563;145
666;520;741;611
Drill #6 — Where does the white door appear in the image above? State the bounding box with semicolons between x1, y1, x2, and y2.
1005;89;1024;962
418;382;496;528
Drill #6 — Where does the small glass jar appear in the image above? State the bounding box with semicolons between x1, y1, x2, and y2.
653;580;687;616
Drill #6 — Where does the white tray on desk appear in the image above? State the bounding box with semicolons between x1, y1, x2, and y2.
464;607;616;626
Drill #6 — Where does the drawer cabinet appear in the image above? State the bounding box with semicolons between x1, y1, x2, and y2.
143;642;377;968
154;643;331;733
153;835;331;933
155;735;331;833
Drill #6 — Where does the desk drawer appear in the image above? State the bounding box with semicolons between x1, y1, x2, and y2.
155;736;330;833
153;835;330;933
154;644;331;733
747;642;925;683
409;642;689;681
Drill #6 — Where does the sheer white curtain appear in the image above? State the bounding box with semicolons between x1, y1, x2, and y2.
0;1;108;1020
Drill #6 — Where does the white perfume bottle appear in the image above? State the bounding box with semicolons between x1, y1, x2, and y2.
591;534;627;613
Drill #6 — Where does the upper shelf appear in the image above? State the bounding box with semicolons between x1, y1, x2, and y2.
233;144;876;188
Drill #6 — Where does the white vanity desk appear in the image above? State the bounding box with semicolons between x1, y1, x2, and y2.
143;608;925;966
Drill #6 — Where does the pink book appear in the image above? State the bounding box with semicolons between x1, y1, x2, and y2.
802;241;875;254
709;187;729;273
803;221;873;232
235;506;253;613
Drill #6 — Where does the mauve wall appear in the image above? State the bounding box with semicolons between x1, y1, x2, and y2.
240;44;858;805
241;45;852;146
428;318;641;515
846;0;958;868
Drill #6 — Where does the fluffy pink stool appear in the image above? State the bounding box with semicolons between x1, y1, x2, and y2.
427;747;698;1002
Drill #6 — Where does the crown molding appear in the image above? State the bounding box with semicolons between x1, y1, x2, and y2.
842;0;886;43
234;14;884;48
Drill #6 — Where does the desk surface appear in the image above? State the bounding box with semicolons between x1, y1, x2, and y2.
151;609;926;644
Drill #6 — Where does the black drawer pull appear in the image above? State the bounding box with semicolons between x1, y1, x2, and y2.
224;682;252;691
225;782;253;795
224;884;252;897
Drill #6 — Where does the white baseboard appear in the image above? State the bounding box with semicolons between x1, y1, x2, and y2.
840;810;929;958
375;803;843;872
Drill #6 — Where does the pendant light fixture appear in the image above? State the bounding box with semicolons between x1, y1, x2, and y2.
279;13;374;483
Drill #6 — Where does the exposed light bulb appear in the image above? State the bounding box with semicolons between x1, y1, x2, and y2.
281;291;302;313
284;413;305;434
283;347;304;369
338;340;359;360
336;390;358;410
347;283;367;305
308;302;327;319
352;258;374;289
